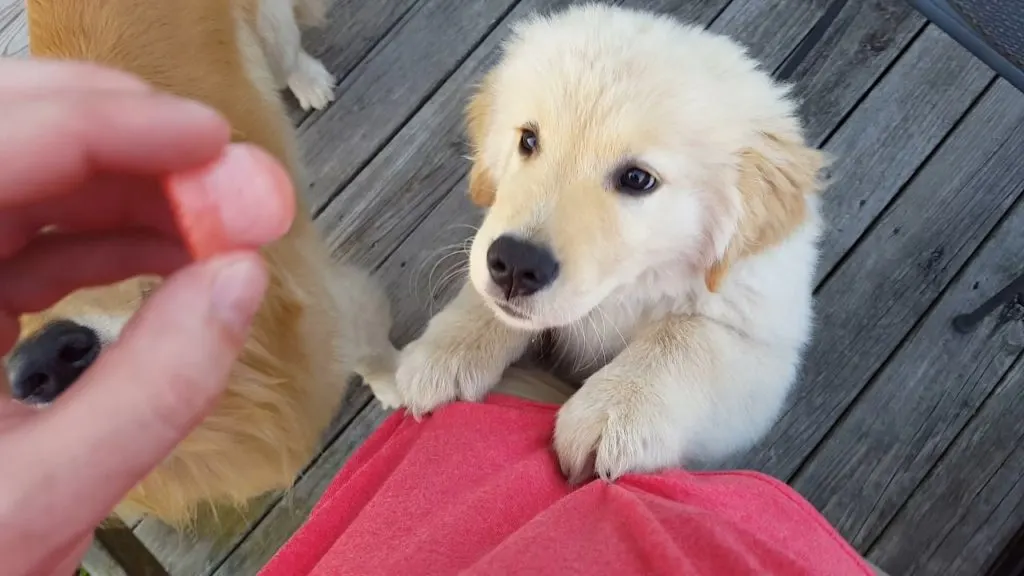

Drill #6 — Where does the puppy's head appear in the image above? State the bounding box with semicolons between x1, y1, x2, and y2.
464;4;823;329
3;277;161;404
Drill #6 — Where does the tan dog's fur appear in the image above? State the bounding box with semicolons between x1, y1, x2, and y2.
392;4;826;481
19;0;396;526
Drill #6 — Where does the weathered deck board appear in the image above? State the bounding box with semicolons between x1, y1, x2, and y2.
0;0;27;58
799;174;1024;574
784;0;925;144
867;355;1024;575
813;24;994;283
298;0;522;215
789;82;1024;546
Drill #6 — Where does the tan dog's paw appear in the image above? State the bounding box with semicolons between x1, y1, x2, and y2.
288;52;336;111
395;336;504;417
553;374;682;483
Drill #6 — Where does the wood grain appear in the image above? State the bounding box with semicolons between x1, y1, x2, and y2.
785;0;925;144
81;540;130;576
790;136;1024;554
866;353;1024;576
736;79;1024;485
297;0;521;214
0;0;27;58
709;0;833;70
814;25;994;283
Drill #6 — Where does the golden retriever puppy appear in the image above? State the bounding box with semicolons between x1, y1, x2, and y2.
6;0;397;526
392;4;825;482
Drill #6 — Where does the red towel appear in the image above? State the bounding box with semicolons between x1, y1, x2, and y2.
259;395;872;575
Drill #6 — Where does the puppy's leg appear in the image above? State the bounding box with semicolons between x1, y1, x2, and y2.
256;0;335;111
396;284;534;416
553;315;798;482
328;264;402;408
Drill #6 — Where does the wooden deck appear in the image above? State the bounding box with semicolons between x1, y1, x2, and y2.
5;0;1024;574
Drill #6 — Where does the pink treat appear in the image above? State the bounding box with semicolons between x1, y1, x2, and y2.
162;145;295;259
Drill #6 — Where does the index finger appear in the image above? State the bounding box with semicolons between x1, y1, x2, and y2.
0;92;230;208
0;59;151;94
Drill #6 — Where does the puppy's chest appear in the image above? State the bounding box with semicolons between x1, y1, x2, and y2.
540;303;672;381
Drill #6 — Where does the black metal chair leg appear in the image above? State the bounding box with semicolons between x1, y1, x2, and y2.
952;271;1024;334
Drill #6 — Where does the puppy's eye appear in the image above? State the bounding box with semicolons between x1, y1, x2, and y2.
617;167;658;195
519;129;538;156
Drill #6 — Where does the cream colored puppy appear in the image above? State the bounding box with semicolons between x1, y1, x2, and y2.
393;4;825;482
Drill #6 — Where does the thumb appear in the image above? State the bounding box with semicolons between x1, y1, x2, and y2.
19;252;268;534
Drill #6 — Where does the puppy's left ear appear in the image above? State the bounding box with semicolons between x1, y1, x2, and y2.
705;132;825;292
464;72;498;207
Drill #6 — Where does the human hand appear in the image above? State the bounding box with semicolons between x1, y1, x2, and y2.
0;59;294;574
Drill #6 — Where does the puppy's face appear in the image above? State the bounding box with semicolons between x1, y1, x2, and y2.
464;6;822;330
3;277;161;404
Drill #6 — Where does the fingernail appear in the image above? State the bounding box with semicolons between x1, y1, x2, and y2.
209;255;268;335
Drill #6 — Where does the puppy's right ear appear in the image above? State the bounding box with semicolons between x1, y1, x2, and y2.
465;73;497;207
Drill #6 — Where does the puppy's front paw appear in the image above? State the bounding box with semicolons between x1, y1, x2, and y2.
395;336;504;417
288;52;336;111
554;374;682;483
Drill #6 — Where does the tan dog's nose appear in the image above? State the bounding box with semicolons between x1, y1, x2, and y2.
6;320;100;404
486;235;560;299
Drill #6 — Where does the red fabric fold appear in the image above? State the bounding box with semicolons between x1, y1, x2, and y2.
260;395;871;576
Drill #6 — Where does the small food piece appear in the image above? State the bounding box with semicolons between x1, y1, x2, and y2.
162;145;295;260
163;172;231;260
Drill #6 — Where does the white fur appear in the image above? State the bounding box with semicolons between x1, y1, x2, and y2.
256;0;336;110
393;3;823;481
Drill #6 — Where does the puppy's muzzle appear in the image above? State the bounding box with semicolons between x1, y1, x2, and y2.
486;235;560;300
5;320;101;404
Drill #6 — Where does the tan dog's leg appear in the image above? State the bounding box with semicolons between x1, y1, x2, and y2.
553;314;797;483
256;0;335;110
395;284;533;415
328;263;402;407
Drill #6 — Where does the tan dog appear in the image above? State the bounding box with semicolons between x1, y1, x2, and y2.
391;4;825;482
8;0;397;526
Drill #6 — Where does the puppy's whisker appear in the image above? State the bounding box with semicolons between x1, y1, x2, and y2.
429;265;470;314
571;319;587;374
425;249;469;293
413;242;470;303
598;306;628;354
583;313;604;373
432;264;470;305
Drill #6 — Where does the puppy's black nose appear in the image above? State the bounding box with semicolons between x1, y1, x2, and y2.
5;320;101;404
486;235;560;299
